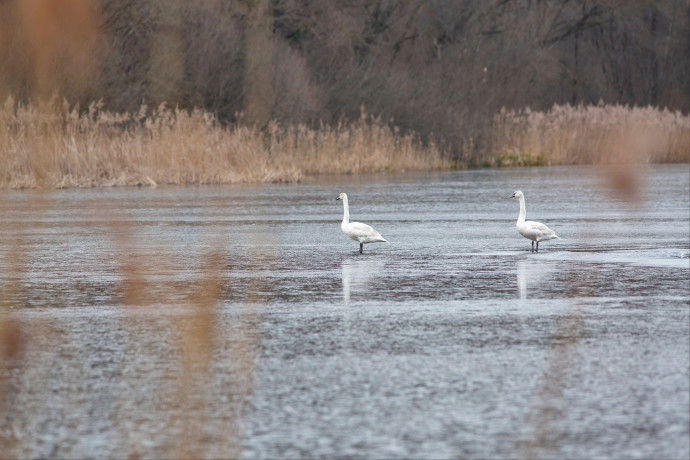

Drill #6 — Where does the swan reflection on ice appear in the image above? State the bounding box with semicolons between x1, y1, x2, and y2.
516;258;551;299
341;257;386;304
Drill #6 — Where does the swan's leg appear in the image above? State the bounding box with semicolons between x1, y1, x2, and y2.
359;242;363;254
536;241;539;252
531;241;534;252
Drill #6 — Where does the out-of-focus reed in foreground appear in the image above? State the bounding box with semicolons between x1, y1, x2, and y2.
0;197;263;458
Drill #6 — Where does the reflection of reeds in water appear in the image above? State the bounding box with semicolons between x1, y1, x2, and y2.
0;198;267;459
0;98;449;189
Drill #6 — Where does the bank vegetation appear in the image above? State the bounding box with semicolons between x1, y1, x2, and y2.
1;98;687;189
0;98;450;188
0;1;688;188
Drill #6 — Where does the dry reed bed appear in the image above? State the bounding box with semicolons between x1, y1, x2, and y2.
491;104;690;166
0;98;449;189
1;99;687;189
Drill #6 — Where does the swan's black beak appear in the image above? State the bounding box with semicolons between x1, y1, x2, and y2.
336;197;341;201
509;193;516;198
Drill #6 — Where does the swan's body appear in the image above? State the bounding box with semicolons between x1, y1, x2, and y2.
510;190;559;252
336;192;387;253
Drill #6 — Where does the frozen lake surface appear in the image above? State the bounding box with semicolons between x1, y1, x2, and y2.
0;164;688;459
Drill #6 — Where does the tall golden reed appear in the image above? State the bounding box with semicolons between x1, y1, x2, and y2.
490;103;690;166
1;98;687;189
0;97;449;189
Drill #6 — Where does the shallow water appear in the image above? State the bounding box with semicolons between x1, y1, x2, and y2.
0;165;688;459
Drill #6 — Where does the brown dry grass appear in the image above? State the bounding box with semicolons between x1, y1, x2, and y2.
490;104;690;167
0;97;449;189
1;98;687;190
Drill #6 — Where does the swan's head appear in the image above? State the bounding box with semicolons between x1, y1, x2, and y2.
510;190;523;198
336;192;347;201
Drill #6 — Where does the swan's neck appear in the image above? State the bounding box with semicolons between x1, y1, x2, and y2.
517;195;526;224
341;196;350;223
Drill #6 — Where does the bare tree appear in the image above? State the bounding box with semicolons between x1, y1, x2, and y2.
1;0;686;160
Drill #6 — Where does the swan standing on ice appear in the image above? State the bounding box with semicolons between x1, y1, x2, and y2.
510;190;560;252
336;192;387;253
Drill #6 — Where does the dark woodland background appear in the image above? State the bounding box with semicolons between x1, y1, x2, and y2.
1;0;688;154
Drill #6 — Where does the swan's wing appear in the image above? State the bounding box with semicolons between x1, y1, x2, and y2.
347;221;387;242
349;221;381;236
525;220;549;232
525;220;559;238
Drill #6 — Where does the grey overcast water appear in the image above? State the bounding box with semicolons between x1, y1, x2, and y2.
0;165;688;459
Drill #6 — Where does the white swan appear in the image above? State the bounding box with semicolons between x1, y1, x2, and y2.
336;192;387;253
510;190;559;252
